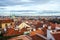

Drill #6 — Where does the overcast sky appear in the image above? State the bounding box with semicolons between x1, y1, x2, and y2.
0;0;60;16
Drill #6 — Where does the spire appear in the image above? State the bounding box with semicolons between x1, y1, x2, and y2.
10;13;16;19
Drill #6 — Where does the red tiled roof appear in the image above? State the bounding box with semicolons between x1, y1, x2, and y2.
52;33;60;40
0;19;13;23
30;29;44;36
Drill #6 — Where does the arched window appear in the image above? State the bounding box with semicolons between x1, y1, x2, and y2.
0;22;2;28
5;24;8;28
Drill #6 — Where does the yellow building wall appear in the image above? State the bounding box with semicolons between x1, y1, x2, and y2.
2;23;5;29
2;23;11;29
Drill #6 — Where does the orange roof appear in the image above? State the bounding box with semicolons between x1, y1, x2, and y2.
52;33;60;40
30;29;44;36
0;19;13;23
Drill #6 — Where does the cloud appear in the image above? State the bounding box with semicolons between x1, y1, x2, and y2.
0;0;51;6
0;0;33;6
0;0;60;16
